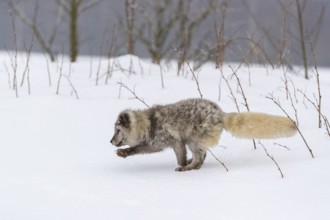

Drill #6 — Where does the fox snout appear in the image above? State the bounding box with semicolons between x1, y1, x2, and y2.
110;136;124;147
110;137;115;145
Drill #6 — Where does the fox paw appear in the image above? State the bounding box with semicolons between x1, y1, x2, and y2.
117;149;130;158
175;166;190;172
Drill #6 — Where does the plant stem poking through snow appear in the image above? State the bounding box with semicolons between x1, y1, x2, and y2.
306;32;322;129
9;11;18;98
220;68;240;112
207;149;229;172
186;61;203;99
117;82;149;108
229;65;257;150
258;141;284;178
298;89;329;138
273;142;291;151
266;94;314;158
62;75;79;100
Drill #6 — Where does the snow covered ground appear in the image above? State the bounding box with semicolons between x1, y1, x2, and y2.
1;52;330;220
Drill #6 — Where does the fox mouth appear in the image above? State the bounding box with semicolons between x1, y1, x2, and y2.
116;140;124;147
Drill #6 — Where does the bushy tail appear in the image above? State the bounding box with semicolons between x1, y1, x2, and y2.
223;112;297;139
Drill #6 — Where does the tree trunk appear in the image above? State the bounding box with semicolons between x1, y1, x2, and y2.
70;0;79;62
296;0;308;79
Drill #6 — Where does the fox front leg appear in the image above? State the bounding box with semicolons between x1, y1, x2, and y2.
173;141;188;168
117;144;164;158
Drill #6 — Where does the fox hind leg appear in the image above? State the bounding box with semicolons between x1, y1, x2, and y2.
175;143;206;171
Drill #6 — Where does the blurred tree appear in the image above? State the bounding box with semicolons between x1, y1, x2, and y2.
56;0;103;62
124;0;136;54
5;0;63;62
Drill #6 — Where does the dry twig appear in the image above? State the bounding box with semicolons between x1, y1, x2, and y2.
9;11;18;98
228;65;257;149
306;32;322;129
186;61;203;99
259;141;284;178
266;94;314;158
207;149;229;172
220;68;240;112
273;142;291;151
117;82;149;107
62;75;79;100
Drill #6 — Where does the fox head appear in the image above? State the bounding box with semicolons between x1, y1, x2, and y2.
110;111;132;147
110;110;150;148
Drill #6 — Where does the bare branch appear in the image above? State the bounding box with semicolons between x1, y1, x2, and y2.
80;0;103;13
259;141;284;178
56;0;70;12
117;82;150;108
20;37;35;95
9;11;18;98
295;0;308;79
228;65;249;111
207;149;229;172
306;32;322;129
228;65;256;149
62;75;79;100
266;94;314;158
273;142;291;151
186;61;203;99
5;0;56;61
220;68;240;112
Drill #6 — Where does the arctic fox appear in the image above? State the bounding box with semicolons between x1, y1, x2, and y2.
110;98;297;171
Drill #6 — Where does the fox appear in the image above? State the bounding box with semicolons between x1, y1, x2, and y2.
110;98;297;171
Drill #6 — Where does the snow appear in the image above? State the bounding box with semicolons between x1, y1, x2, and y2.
1;52;330;220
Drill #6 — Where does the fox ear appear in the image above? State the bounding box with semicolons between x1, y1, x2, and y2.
119;112;130;128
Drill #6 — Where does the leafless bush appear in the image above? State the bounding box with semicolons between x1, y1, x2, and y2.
43;53;52;86
276;0;291;67
20;38;34;95
266;94;314;158
280;71;300;126
213;0;230;68
105;24;118;84
306;33;322;129
7;11;19;98
56;53;79;99
5;0;60;62
241;0;292;69
175;0;213;74
56;53;65;95
132;0;179;64
220;68;240;112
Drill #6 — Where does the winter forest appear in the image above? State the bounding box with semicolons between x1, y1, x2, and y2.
1;1;330;220
1;0;330;69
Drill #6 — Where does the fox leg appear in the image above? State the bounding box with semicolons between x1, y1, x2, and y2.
117;145;164;158
187;153;206;166
176;143;206;171
173;141;187;168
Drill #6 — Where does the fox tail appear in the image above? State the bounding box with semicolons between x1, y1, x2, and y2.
223;112;297;139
